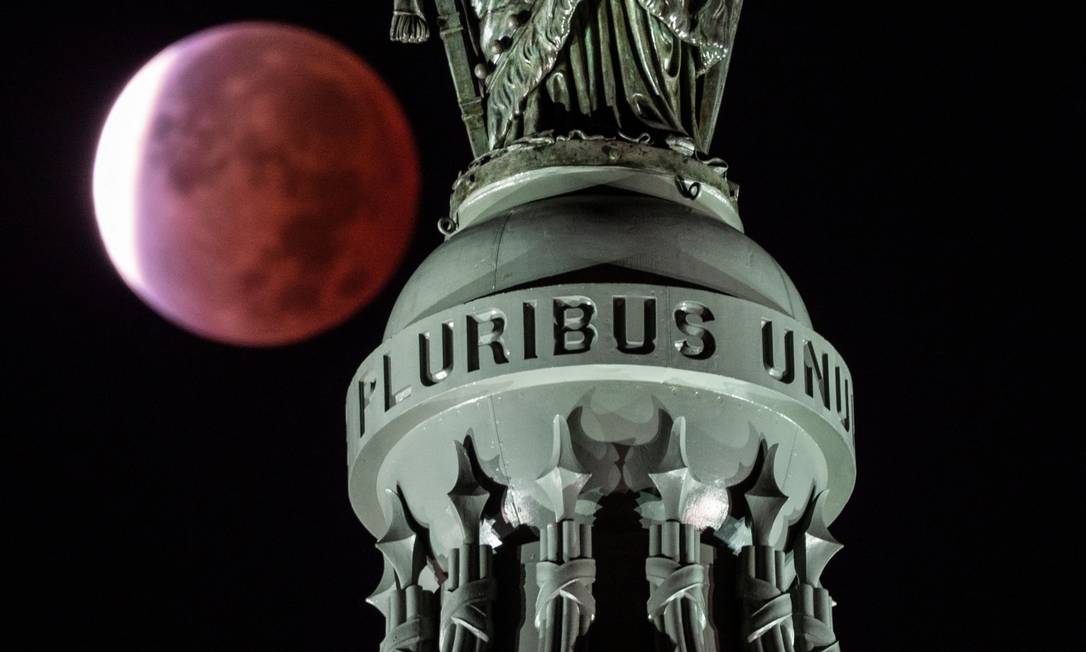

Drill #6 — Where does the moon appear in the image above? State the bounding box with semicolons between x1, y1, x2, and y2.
93;23;419;346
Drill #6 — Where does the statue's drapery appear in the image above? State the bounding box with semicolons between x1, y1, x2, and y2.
485;0;742;151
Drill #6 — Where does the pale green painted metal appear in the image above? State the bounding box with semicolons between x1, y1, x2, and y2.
352;3;852;650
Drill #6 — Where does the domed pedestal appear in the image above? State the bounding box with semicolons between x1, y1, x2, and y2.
345;182;854;651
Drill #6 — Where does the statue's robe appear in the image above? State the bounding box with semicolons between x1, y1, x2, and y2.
485;0;743;152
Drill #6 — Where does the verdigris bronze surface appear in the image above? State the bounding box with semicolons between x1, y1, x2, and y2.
391;0;743;155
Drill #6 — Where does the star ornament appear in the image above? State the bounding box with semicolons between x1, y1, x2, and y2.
532;415;591;522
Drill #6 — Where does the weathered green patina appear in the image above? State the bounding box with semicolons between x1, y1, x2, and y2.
391;0;743;154
352;4;853;650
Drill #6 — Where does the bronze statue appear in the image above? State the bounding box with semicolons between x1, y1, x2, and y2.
359;5;860;651
391;0;744;154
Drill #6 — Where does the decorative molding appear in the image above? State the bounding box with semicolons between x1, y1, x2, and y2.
532;415;596;651
371;489;438;652
791;491;843;652
440;439;498;652
738;444;794;652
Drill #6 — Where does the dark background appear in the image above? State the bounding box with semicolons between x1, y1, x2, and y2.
8;1;1046;649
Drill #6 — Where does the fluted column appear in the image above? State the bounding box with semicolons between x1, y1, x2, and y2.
531;415;596;652
642;417;713;652
369;489;438;652
791;492;843;652
739;444;795;652
439;439;497;652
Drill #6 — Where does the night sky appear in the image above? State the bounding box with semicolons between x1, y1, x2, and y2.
9;2;1044;649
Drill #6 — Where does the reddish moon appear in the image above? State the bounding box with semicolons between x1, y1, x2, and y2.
93;23;419;346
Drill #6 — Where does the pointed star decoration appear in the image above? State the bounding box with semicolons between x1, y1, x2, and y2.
714;514;754;553
533;415;591;522
375;487;428;587
795;490;843;588
639;417;730;529
446;438;490;544
646;417;702;519
744;442;790;547
366;558;401;622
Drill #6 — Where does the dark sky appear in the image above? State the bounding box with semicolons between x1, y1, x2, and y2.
8;2;1045;650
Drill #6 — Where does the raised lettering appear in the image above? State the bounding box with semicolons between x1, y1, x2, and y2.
803;340;831;409
614;296;657;354
357;369;377;436
467;309;510;372
836;366;852;432
383;354;412;411
674;301;715;359
761;320;796;383
523;301;538;360
419;320;455;386
554;296;597;355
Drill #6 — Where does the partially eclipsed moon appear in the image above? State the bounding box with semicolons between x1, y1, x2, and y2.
93;22;419;346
